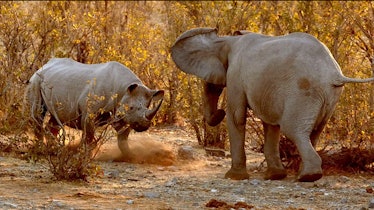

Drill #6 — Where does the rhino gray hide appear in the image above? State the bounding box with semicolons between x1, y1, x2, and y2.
26;58;164;157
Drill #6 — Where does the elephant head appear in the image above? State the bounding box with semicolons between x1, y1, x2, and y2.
171;28;229;126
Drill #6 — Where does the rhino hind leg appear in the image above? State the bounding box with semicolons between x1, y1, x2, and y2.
45;116;61;137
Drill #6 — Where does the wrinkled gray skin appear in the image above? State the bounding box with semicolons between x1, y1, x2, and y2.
26;58;164;156
171;28;374;182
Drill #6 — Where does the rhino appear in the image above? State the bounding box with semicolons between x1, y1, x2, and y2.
26;58;164;154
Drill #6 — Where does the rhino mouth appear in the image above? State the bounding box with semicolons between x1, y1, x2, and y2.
131;122;151;132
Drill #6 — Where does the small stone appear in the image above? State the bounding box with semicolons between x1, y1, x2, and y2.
126;200;134;205
178;146;194;160
241;179;249;184
249;179;261;186
167;166;178;171
105;170;120;178
165;177;178;187
233;187;245;195
192;202;199;206
285;199;294;204
338;176;351;183
205;147;226;157
211;189;218;193
369;198;374;208
340;198;348;204
1;202;18;209
235;197;246;203
367;187;374;194
52;199;65;207
144;191;160;199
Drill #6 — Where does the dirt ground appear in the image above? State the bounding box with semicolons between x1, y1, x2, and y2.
0;126;373;210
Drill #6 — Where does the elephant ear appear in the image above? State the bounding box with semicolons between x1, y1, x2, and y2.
171;28;227;86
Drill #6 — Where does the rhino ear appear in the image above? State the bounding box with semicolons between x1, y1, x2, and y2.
151;90;164;101
233;30;251;36
127;83;138;94
171;28;227;86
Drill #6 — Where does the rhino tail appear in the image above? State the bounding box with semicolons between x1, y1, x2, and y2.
25;73;45;125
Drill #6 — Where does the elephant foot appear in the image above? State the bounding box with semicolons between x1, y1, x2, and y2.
297;173;322;182
207;109;226;127
224;168;249;180
297;164;323;182
264;168;287;180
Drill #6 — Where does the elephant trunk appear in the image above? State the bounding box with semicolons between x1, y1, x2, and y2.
203;82;226;126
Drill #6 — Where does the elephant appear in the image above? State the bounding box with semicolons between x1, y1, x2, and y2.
171;28;374;182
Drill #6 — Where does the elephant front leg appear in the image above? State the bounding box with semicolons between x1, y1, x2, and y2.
224;102;249;180
263;122;287;180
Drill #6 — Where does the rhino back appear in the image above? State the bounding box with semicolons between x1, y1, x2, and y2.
38;58;142;123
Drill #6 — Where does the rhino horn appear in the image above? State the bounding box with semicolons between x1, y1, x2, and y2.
146;98;163;120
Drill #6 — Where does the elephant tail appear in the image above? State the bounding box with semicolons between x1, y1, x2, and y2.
333;75;374;87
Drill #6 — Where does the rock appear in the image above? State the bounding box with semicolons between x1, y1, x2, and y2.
369;198;374;208
340;198;348;204
165;177;178;187
205;147;226;157
0;201;18;209
178;146;194;160
105;170;120;179
233;187;245;195
143;191;160;199
210;189;218;193
366;187;374;194
249;179;261;186
126;200;134;205
52;199;65;208
338;176;350;183
285;199;294;204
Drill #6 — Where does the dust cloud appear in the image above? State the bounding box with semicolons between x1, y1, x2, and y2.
96;134;176;166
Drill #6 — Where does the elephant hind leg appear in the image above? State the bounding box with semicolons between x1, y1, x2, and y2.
288;133;322;182
280;105;323;182
282;128;322;182
263;122;287;180
310;109;332;148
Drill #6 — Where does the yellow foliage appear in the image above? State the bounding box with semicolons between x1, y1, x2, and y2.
0;1;372;150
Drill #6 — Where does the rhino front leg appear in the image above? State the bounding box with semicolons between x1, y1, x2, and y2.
81;114;96;150
113;124;134;161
